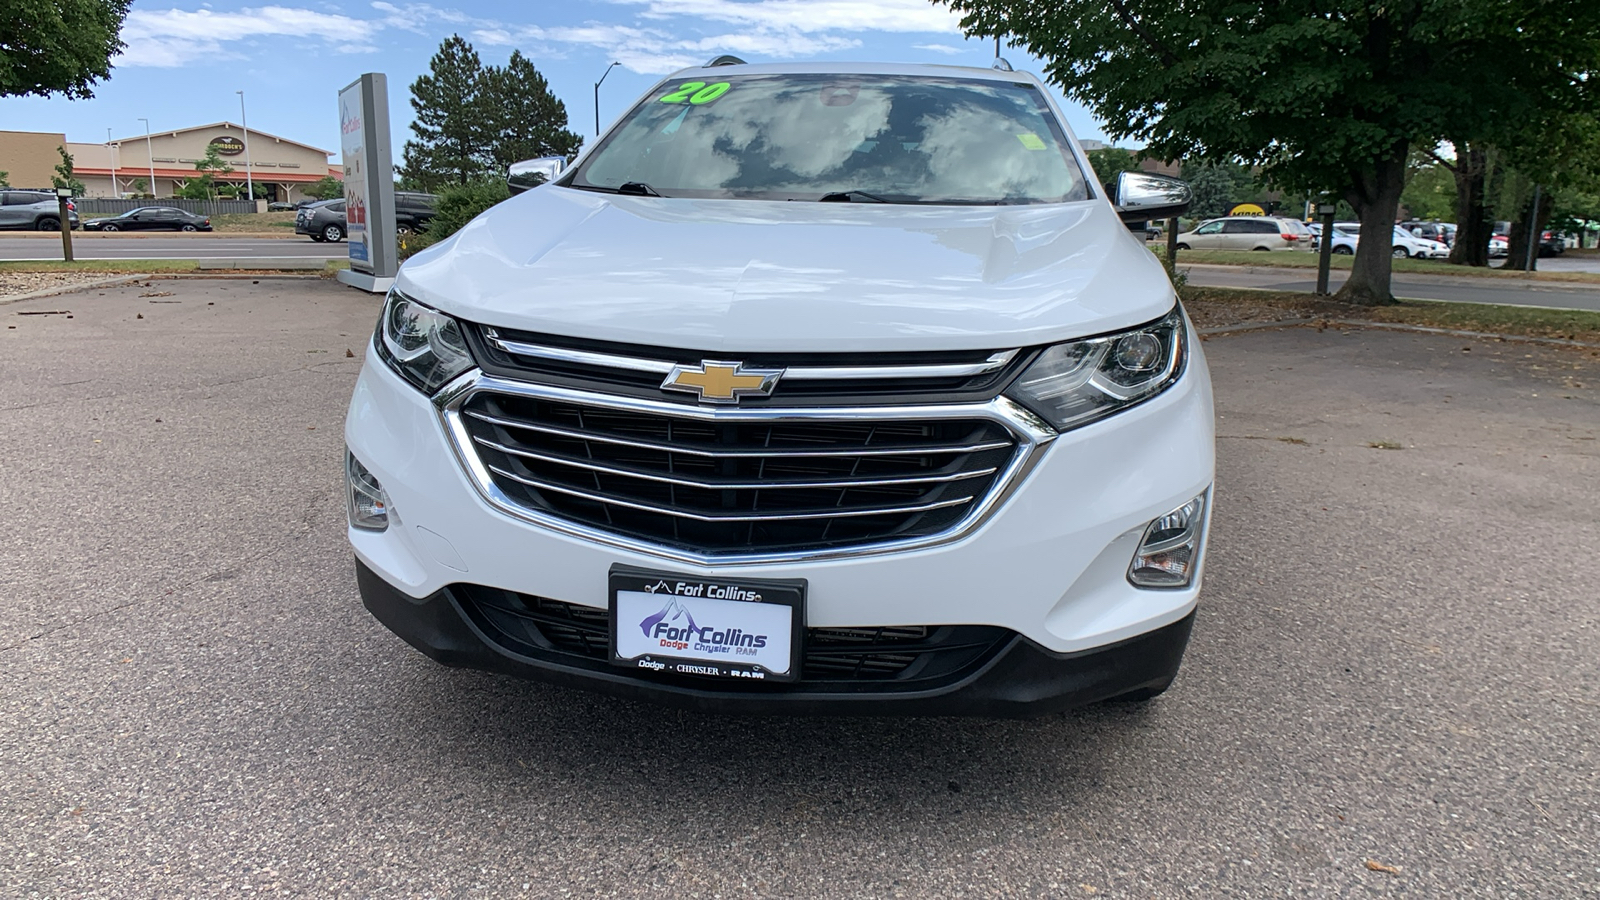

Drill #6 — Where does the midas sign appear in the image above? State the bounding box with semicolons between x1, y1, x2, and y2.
209;136;245;156
1229;202;1266;216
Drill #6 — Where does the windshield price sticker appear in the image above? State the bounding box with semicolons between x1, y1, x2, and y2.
660;81;732;104
609;566;804;682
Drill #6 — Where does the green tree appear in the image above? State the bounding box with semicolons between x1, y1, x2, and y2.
1182;163;1235;220
306;175;344;200
480;50;582;172
177;143;234;199
1;0;131;99
401;35;490;190
50;146;86;194
936;0;1600;305
1400;157;1455;221
129;177;148;197
1084;147;1140;184
0;170;9;189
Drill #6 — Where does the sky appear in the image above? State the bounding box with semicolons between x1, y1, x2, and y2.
2;0;1112;157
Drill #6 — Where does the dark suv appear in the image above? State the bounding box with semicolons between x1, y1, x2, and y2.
0;190;79;231
296;193;436;242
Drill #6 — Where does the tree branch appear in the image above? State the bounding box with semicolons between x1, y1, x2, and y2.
1106;0;1179;67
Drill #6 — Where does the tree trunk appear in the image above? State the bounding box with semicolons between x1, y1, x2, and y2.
1335;141;1409;306
1446;145;1490;267
1505;189;1554;272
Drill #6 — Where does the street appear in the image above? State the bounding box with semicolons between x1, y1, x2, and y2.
1184;262;1600;311
0;236;344;261
1;278;1595;896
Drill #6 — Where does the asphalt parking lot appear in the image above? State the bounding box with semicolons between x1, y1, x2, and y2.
2;278;1596;897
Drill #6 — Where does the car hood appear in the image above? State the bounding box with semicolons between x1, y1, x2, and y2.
396;186;1177;352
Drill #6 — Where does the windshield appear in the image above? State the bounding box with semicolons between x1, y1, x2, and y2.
567;73;1091;205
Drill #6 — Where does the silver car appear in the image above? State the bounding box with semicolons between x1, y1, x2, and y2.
0;190;79;231
1176;216;1314;251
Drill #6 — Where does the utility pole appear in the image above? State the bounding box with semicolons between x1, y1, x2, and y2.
594;61;620;136
1522;184;1541;272
237;91;254;202
107;127;117;198
139;118;156;198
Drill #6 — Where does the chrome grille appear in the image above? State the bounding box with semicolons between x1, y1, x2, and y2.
451;387;1024;556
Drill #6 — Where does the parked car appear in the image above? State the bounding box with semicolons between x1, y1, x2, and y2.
267;200;299;211
1489;235;1508;258
0;189;79;231
296;193;437;241
82;207;213;232
394;191;438;234
1175;215;1315;251
345;60;1213;716
1308;223;1359;255
1540;231;1566;257
1390;226;1449;259
296;199;346;242
1333;223;1449;259
1402;221;1455;246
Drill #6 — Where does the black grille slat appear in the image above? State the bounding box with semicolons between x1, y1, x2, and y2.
455;586;1010;686
462;394;1016;555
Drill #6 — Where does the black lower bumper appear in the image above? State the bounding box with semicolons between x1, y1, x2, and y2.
355;560;1195;717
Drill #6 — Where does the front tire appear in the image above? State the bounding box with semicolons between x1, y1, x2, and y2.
1392;247;1409;259
396;223;413;236
323;224;345;243
1175;243;1191;251
101;223;118;232
1252;246;1270;252
1333;245;1352;255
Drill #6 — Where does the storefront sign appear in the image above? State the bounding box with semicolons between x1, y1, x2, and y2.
1229;203;1266;216
337;74;397;285
209;136;245;156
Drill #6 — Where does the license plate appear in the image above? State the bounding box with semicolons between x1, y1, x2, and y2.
609;566;804;682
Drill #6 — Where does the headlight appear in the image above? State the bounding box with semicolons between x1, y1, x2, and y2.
1004;306;1186;430
376;289;475;393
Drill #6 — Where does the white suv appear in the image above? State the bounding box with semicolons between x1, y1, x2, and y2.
344;61;1215;716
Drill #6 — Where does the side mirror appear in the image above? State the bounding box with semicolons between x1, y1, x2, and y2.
1111;171;1192;224
508;157;567;195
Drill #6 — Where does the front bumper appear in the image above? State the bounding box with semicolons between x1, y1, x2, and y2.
357;559;1196;716
346;331;1215;712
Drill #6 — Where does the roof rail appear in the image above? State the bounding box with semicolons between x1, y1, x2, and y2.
705;54;747;67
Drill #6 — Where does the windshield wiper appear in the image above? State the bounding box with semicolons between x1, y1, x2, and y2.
572;182;665;197
819;190;890;203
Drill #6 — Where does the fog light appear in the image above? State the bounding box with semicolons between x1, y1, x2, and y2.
1128;493;1207;588
346;452;390;531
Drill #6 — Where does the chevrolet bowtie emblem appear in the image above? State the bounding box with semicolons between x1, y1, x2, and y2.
661;360;783;404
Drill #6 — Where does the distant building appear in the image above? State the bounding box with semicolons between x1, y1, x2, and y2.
1079;139;1107;151
0;123;340;202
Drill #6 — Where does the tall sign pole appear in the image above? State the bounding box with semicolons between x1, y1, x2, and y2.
139;118;156;197
335;73;398;293
107;128;117;197
237;91;254;202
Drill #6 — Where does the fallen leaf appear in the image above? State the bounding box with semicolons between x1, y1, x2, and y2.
345;348;355;358
1364;859;1400;875
136;313;143;319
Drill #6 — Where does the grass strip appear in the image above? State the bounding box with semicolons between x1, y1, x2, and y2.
0;260;199;273
1157;247;1600;284
1182;286;1600;345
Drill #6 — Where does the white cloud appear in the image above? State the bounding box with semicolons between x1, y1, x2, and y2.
617;0;961;34
117;5;378;67
914;43;965;56
116;0;961;72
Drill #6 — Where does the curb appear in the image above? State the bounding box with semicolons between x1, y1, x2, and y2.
0;275;146;306
1199;316;1600;350
1179;262;1600;292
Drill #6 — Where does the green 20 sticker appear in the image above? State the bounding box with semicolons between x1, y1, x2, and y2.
660;82;732;104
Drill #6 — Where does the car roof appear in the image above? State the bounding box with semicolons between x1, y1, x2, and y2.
663;60;1042;87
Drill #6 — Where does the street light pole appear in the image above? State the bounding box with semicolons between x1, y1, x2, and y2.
237;90;254;202
107;127;117;198
139;118;156;198
594;61;620;136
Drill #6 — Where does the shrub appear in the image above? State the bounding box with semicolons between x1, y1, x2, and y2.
400;176;510;258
